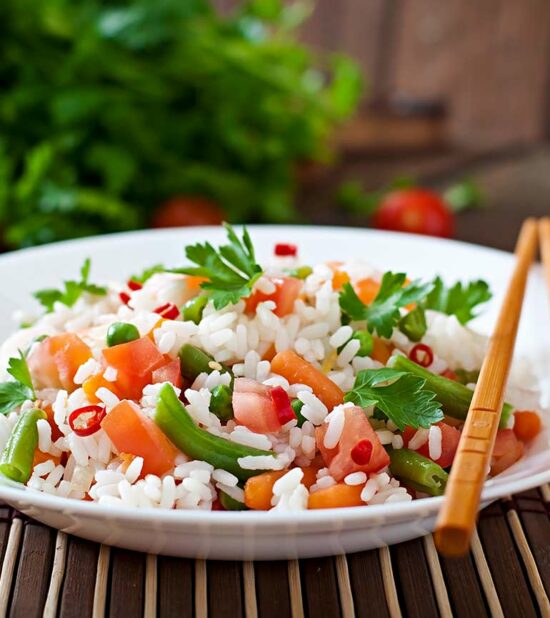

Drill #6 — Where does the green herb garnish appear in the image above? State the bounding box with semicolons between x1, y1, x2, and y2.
344;368;443;431
0;351;36;415
339;272;433;339
34;258;106;313
181;223;263;309
422;276;491;325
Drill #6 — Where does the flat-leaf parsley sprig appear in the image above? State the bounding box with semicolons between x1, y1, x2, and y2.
339;272;434;339
0;350;36;415
34;258;107;313
422;276;491;325
344;368;443;430
181;223;263;309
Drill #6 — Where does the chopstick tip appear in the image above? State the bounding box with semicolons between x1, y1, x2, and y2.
434;526;471;558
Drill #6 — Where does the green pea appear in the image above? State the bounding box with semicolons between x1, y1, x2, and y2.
210;384;234;421
182;295;208;324
337;330;373;357
288;265;313;280
291;399;307;428
106;322;140;347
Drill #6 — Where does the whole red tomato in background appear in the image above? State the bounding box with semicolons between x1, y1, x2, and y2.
372;188;454;238
152;196;224;228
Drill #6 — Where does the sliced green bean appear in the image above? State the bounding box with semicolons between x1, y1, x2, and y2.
210;384;233;421
291;399;306;428
219;490;248;511
389;448;448;496
288;265;313;280
392;355;513;427
154;384;273;480
0;408;47;483
178;344;218;381
182;295;208;324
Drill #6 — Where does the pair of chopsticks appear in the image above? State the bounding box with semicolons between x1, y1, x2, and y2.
435;217;550;557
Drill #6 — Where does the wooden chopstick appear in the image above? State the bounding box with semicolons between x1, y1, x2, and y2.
539;217;550;298
434;218;538;556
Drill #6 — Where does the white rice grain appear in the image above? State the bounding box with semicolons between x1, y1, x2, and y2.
408;428;429;451
323;406;345;449
428;425;442;461
329;325;353;348
344;472;367;486
95;387;120;409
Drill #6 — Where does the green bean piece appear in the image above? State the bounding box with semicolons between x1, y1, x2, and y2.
454;368;481;385
178;344;217;381
392;355;513;427
182;295;208;324
219;490;248;511
398;306;427;342
155;384;273;480
291;399;307;428
106;322;140;347
210;384;234;421
288;265;313;280
389;448;448;496
0;408;47;483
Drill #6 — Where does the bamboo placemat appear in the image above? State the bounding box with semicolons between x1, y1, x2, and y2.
0;487;548;617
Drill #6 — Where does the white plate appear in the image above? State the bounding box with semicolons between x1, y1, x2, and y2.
0;226;548;560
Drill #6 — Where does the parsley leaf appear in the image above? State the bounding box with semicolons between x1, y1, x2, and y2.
130;263;168;284
344;368;443;430
0;383;34;415
422;276;491;324
0;350;36;415
339;272;434;338
181;223;263;309
7;350;35;396
34;258;107;312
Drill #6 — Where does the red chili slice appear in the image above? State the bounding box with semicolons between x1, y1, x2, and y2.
350;439;373;465
409;343;434;368
68;405;106;437
154;303;180;320
274;243;298;257
270;386;296;425
119;291;131;305
127;280;143;291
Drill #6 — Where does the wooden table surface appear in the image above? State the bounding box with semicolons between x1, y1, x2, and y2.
0;148;549;617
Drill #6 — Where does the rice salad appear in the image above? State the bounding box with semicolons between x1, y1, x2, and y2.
0;225;543;512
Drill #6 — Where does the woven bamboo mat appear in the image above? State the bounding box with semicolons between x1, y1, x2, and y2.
0;487;548;617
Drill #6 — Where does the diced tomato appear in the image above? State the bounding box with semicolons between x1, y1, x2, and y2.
402;422;461;468
102;336;165;400
101;400;179;477
82;373;121;404
490;429;524;476
232;378;281;433
28;333;92;392
152;358;182;389
355;278;380;305
315;406;390;481
440;369;458;381
513;410;542;443
245;277;302;318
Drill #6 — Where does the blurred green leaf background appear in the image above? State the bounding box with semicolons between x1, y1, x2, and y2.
0;0;362;248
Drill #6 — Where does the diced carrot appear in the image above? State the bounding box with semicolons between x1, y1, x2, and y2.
300;465;318;489
332;270;350;291
101;400;179;477
355;278;380;305
32;449;61;468
42;404;63;441
370;337;394;365
147;318;165;341
308;483;364;509
102;336;165;400
271;350;344;411
82;373;121;404
28;333;92;391
262;344;277;362
186;275;208;291
513;410;542;442
244;470;286;510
